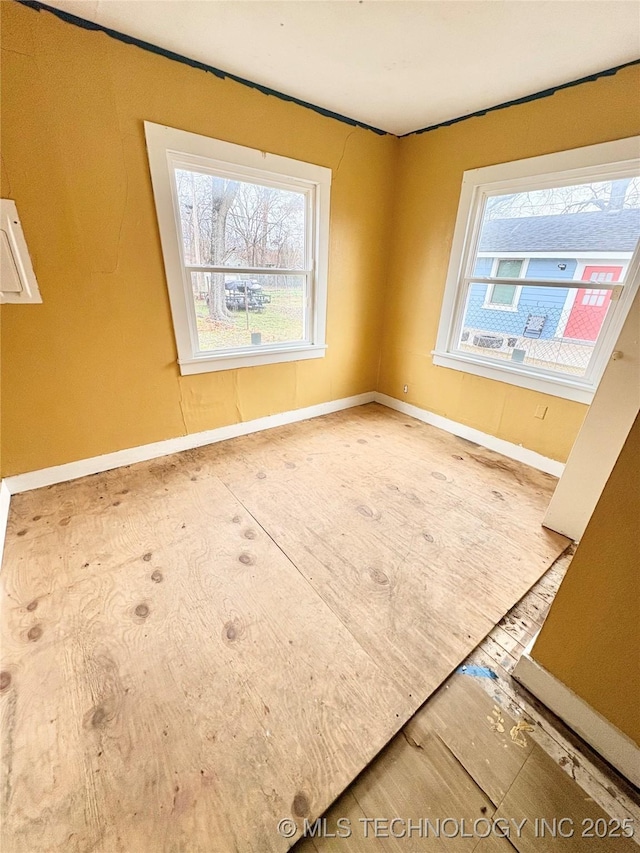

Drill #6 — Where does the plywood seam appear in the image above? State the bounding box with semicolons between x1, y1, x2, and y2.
222;479;391;680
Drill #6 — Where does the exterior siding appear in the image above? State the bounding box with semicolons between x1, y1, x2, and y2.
472;257;494;277
467;257;578;339
526;258;577;280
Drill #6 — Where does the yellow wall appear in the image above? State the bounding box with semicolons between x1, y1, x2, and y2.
532;415;640;744
1;3;639;476
379;64;640;463
0;1;397;475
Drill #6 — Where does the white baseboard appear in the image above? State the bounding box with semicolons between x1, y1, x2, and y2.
514;639;640;787
0;391;566;574
3;391;565;496
3;392;376;495
373;393;565;478
0;393;567;573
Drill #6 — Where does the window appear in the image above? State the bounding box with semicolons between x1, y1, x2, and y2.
582;289;608;306
484;259;525;310
145;122;331;374
496;259;523;278
434;137;640;403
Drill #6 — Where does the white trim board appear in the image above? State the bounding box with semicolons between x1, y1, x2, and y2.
543;288;640;541
514;638;640;788
2;391;564;497
373;393;565;477
0;480;11;569
0;392;564;570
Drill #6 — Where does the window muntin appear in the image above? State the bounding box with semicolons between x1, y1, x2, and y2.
435;143;640;403
582;288;608;306
144;122;330;375
458;176;640;379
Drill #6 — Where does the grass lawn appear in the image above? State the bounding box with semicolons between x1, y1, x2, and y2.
195;288;304;351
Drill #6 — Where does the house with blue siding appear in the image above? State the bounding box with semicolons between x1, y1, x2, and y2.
463;208;639;350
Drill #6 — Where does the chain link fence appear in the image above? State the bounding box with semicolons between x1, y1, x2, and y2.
457;286;612;377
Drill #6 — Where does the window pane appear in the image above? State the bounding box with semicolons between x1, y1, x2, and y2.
191;273;306;353
175;168;306;269
496;259;523;278
479;177;640;257
458;282;614;377
476;178;640;283
462;176;640;379
489;283;517;305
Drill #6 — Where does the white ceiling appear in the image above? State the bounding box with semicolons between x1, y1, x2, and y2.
43;0;640;135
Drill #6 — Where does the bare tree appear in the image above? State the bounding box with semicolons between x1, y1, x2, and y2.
564;178;632;213
207;179;239;322
485;177;640;221
176;170;305;323
176;170;239;323
227;184;304;270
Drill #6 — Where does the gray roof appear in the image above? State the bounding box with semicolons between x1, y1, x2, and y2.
479;209;640;253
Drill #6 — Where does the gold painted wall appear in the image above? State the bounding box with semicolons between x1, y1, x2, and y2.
0;1;397;475
1;3;639;476
379;64;640;463
532;415;640;744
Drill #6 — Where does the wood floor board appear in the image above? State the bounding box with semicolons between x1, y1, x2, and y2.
479;635;520;675
294;791;370;852
1;470;211;607
472;835;519;853
405;674;535;807
493;746;637;853
346;730;495;852
1;406;570;852
222;467;504;689
296;733;499;852
486;626;530;661
495;610;539;650
217;476;564;687
459;649;640;829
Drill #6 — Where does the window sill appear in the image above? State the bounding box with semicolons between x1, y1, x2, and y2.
179;344;327;375
431;350;595;404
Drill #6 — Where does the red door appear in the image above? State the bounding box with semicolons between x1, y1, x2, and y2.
564;266;622;341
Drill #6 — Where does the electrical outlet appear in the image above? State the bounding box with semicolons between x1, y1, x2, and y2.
535;405;548;420
403;384;408;394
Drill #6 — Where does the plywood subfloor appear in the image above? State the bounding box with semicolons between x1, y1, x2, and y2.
0;404;569;852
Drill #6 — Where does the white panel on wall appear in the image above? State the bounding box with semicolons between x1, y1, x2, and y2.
0;199;42;304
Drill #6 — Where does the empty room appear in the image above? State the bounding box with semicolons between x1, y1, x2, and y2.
1;1;639;850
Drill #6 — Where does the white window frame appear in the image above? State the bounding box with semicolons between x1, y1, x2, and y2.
482;258;527;311
144;122;331;375
433;137;640;404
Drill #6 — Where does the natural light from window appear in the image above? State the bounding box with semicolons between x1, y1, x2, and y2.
434;155;640;402
175;168;308;354
458;177;640;380
435;140;640;402
145;122;331;375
